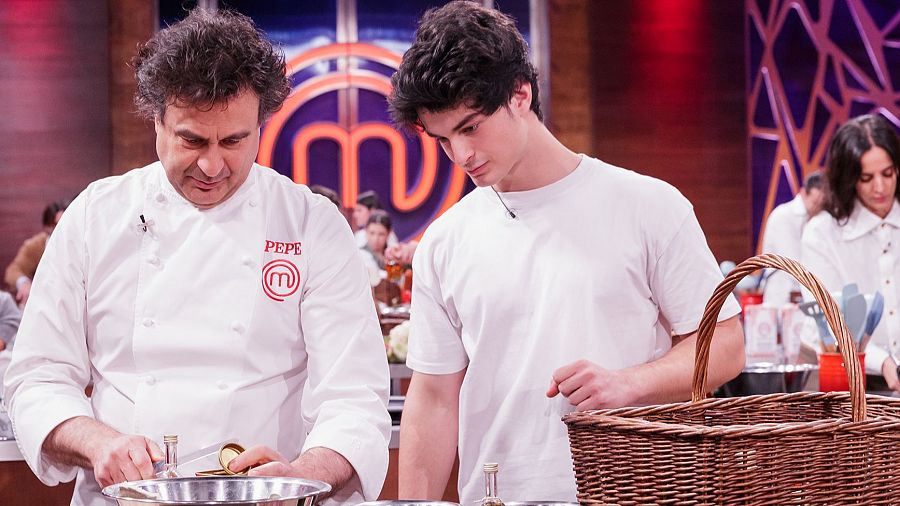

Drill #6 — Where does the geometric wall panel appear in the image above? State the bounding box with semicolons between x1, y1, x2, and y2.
747;0;900;249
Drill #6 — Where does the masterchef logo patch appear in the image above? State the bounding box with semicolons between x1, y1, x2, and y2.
262;259;301;302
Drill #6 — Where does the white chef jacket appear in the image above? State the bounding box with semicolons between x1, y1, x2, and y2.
2;162;391;506
761;194;813;305
801;199;900;374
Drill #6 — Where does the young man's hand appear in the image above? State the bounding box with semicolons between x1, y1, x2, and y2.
546;360;636;410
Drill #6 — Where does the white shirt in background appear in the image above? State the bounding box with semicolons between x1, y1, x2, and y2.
408;156;740;503
801;199;900;374
761;193;813;305
3;163;391;506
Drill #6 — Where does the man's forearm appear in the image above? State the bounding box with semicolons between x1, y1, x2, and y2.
43;416;113;469
398;376;460;499
629;315;745;405
291;447;354;493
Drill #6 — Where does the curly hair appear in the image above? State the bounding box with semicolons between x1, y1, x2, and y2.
388;0;542;130
825;115;900;222
132;8;291;123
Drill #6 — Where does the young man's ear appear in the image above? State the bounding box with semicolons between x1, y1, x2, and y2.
511;81;532;114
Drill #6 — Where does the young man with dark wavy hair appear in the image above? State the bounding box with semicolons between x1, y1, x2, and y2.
388;1;745;502
4;9;390;505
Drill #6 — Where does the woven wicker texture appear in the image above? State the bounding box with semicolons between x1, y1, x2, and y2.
564;254;900;504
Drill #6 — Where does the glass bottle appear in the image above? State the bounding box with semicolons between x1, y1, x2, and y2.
160;434;179;478
481;462;505;506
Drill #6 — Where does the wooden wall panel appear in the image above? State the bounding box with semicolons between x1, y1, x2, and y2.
549;0;751;262
0;0;110;286
108;0;156;176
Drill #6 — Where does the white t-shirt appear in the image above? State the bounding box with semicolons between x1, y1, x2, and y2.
801;199;900;374
408;156;740;503
761;194;812;305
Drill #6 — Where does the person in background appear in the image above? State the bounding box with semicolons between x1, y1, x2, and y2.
0;291;21;351
353;190;398;248
3;9;390;506
4;199;70;307
385;240;418;266
309;184;341;208
761;171;826;305
360;211;392;271
802;114;900;390
387;1;745;502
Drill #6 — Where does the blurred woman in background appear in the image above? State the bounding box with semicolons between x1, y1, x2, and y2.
802;114;900;390
360;210;393;272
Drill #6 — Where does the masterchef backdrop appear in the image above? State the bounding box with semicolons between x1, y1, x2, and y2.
748;0;900;250
162;0;540;241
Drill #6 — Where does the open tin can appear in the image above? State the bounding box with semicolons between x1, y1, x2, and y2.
195;442;254;476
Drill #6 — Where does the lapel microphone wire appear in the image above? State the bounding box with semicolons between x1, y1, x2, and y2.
491;186;517;219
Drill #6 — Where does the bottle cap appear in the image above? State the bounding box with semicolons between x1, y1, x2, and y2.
218;442;248;475
483;462;499;472
163;435;178;443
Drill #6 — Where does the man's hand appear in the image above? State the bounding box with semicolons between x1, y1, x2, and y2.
547;359;637;410
228;446;352;498
90;434;164;487
43;416;164;489
228;445;291;476
385;241;418;265
15;280;31;307
881;357;900;391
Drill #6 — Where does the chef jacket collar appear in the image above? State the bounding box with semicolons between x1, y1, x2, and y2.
154;161;259;212
841;198;900;241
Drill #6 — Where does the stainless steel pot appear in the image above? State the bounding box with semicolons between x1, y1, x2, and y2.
102;476;331;506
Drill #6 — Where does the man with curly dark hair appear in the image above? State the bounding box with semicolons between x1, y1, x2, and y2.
388;1;744;502
4;9;390;505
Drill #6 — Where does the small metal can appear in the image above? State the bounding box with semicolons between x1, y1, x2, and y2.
195;442;251;477
218;442;249;475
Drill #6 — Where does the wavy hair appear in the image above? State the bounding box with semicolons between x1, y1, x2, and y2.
388;0;541;130
826;115;900;222
132;9;291;123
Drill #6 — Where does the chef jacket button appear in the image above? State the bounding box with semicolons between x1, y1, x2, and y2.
248;200;258;208
231;321;245;334
217;381;228;390
156;193;167;204
891;310;896;316
142;318;155;327
242;256;253;267
147;255;160;266
144;375;156;385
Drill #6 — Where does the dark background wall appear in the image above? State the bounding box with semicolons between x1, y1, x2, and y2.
0;0;751;287
0;0;112;277
550;0;750;262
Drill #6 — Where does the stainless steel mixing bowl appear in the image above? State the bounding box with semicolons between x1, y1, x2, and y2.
102;476;331;506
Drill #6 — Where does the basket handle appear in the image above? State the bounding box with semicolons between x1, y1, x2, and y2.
691;253;866;421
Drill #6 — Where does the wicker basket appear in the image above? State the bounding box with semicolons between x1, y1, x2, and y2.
563;254;900;505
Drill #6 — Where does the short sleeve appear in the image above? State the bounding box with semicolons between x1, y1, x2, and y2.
406;232;468;374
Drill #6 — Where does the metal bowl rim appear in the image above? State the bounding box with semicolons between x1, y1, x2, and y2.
741;362;818;374
101;475;332;504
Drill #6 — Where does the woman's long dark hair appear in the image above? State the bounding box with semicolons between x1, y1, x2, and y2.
825;115;900;222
